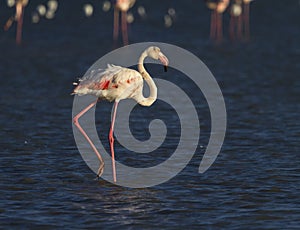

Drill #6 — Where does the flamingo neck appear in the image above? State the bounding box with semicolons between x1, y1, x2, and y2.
137;50;157;106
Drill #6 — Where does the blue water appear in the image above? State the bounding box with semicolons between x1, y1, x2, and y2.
0;0;299;228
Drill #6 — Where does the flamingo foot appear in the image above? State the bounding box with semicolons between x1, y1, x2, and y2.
96;161;105;179
97;162;104;178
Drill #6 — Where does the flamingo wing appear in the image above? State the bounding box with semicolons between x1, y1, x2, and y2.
95;64;140;89
77;65;124;90
73;64;141;96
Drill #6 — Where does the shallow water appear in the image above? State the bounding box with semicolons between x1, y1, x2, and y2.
0;0;299;228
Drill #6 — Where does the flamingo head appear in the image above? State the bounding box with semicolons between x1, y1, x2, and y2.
146;46;169;72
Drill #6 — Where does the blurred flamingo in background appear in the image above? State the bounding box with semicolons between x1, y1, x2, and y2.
229;0;253;42
205;0;218;41
229;0;243;41
242;0;254;41
113;0;136;46
215;0;230;43
206;0;229;43
4;0;29;45
72;46;169;183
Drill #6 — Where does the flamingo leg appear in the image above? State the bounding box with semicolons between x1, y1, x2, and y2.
4;16;14;31
219;13;223;43
121;11;128;46
73;99;105;178
113;7;119;44
229;15;235;41
16;4;24;45
210;11;216;40
109;101;119;183
237;14;243;41
216;13;223;44
243;3;250;41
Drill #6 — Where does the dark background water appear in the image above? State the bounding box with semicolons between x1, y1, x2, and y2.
0;0;299;229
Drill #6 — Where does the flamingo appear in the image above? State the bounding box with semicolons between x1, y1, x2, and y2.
72;46;169;183
215;0;230;43
242;0;254;41
205;0;229;43
205;0;218;41
4;0;28;45
113;0;136;46
229;0;243;41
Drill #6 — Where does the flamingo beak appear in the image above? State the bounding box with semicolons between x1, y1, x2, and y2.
158;52;169;72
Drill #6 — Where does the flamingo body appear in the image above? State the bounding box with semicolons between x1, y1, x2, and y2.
216;0;229;14
115;0;136;12
74;65;143;103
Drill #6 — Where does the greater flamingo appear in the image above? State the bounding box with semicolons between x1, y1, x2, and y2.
205;0;218;41
229;0;243;41
242;0;254;41
113;0;136;46
72;46;169;183
4;0;28;45
215;0;230;43
206;0;230;43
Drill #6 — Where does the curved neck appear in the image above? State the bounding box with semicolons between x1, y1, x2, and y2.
137;50;157;106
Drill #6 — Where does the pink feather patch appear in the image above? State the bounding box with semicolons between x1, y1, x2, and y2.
98;80;110;90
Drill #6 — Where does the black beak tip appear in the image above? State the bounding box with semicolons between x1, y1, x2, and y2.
164;65;168;72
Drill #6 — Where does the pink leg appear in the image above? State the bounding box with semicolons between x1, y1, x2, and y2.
121;11;128;46
219;14;223;42
216;13;223;44
243;3;250;41
113;8;119;44
109;101;119;183
16;7;24;45
4;16;14;31
73;99;105;178
229;15;235;41
237;15;243;41
210;11;216;40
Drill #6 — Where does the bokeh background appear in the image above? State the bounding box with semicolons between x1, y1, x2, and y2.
0;0;299;228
